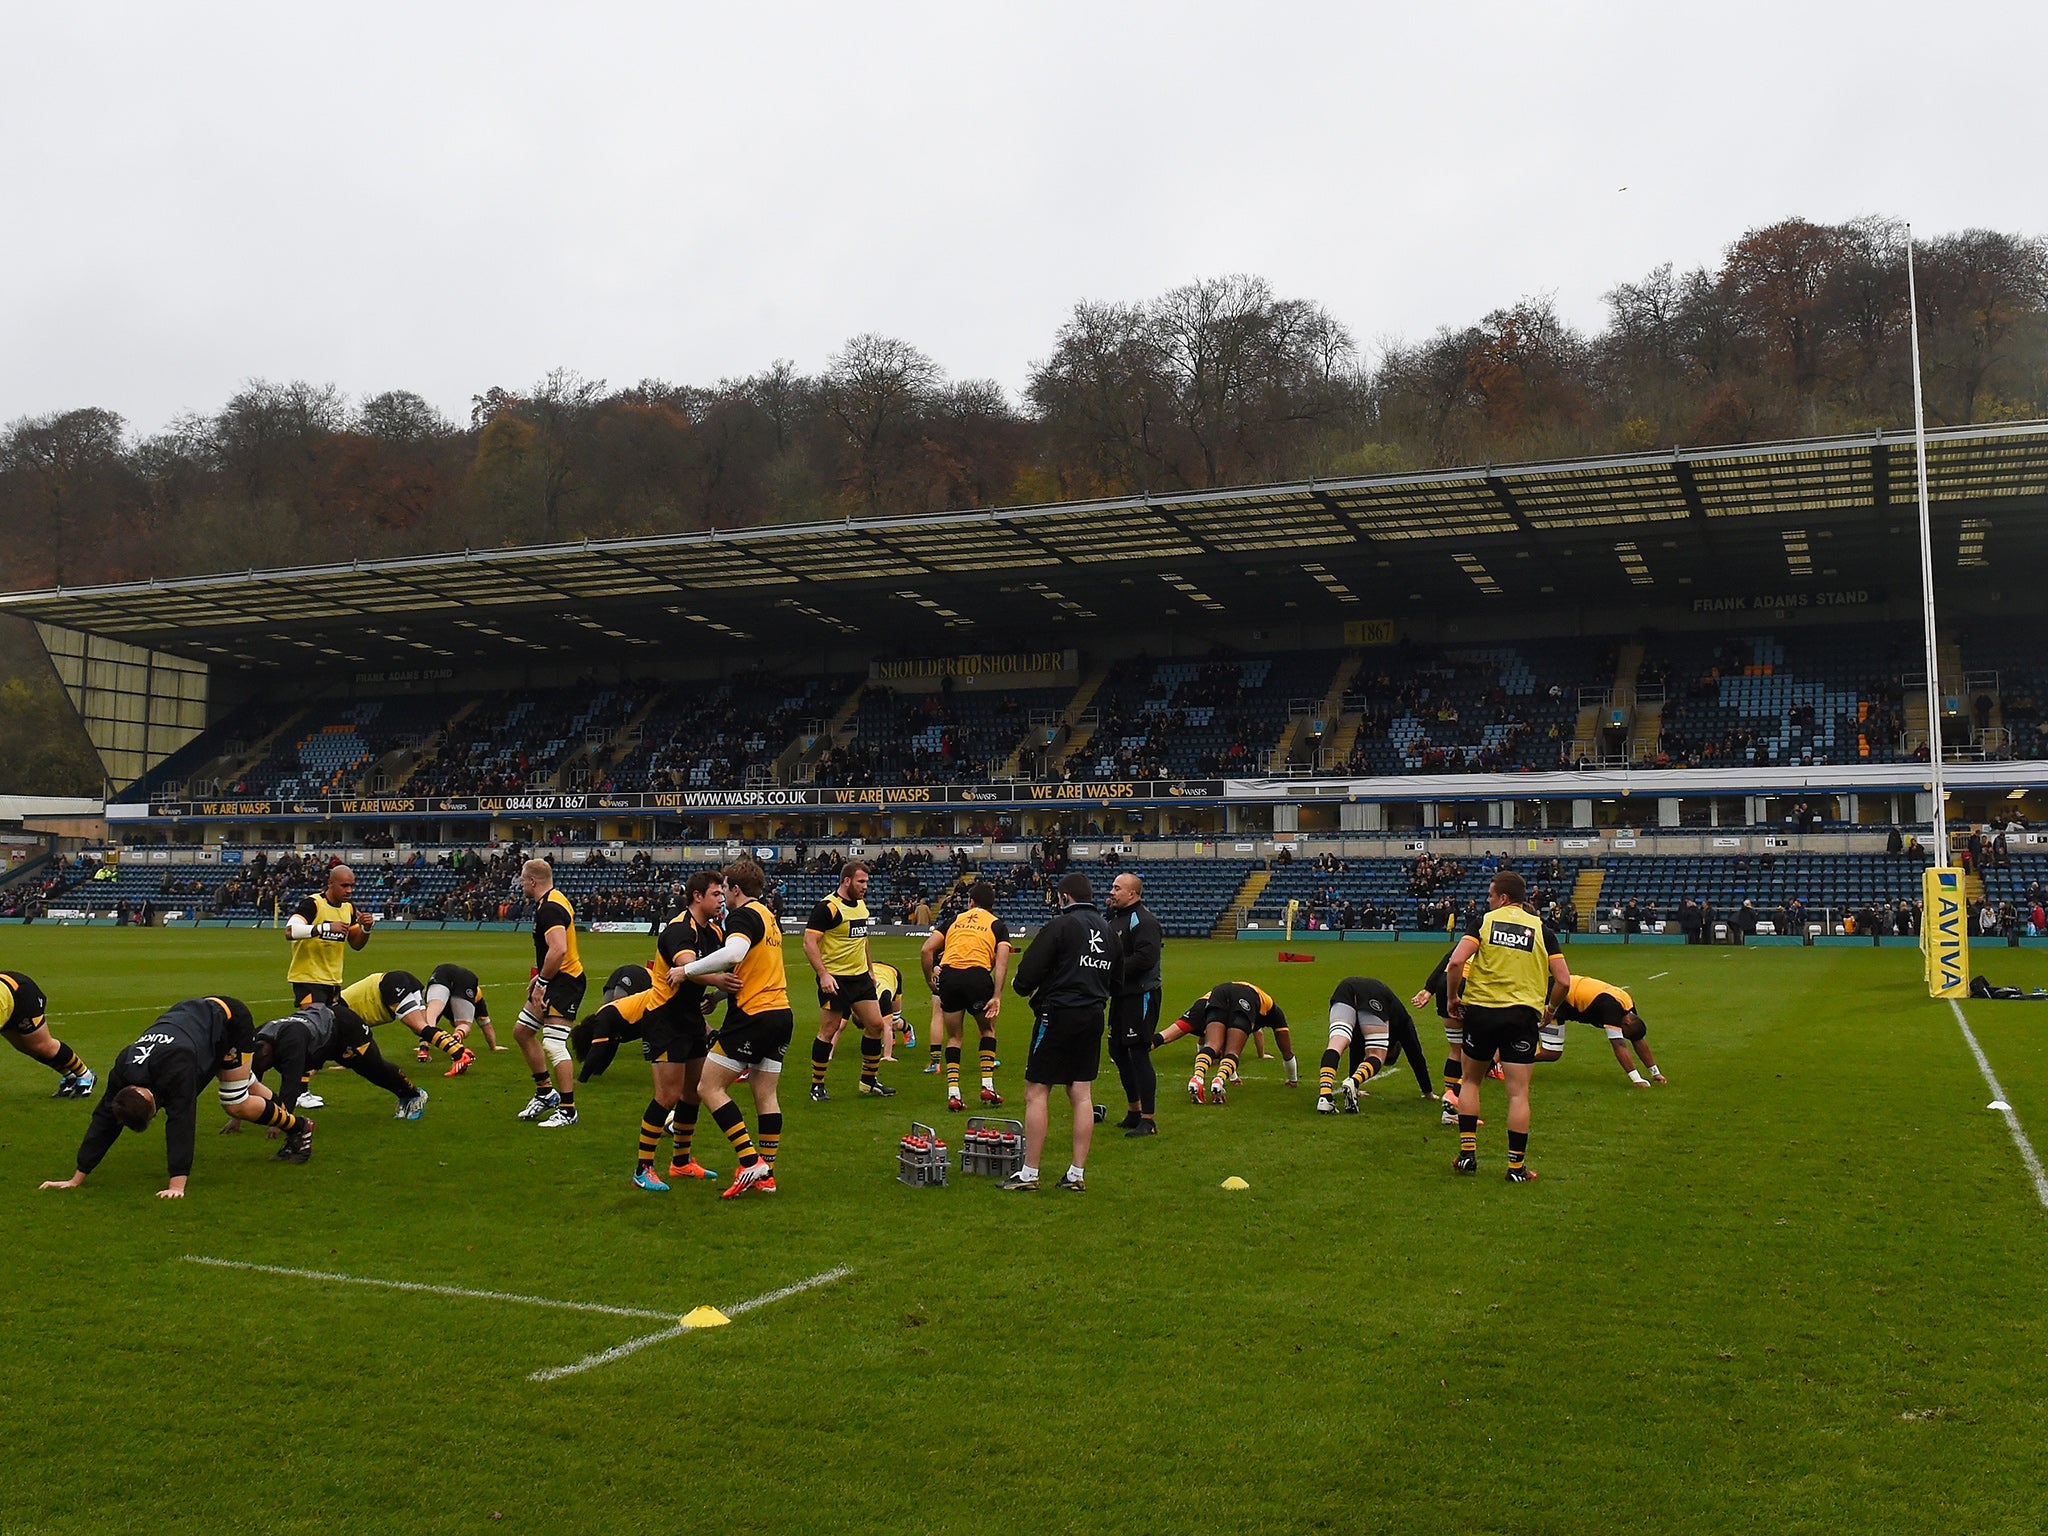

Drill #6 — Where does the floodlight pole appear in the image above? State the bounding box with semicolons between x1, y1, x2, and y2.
1906;228;1948;861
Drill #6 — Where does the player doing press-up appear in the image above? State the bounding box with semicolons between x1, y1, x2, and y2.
1318;975;1434;1114
40;997;310;1197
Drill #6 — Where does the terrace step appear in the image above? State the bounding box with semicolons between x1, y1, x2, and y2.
1212;867;1272;939
1572;866;1606;915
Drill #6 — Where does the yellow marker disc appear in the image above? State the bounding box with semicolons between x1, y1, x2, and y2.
1220;1176;1250;1191
681;1305;731;1328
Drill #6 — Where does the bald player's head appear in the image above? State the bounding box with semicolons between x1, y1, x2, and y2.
325;863;355;898
1107;871;1144;910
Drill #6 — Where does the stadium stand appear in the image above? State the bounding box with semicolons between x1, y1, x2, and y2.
607;674;839;791
1645;626;1913;769
1339;640;1602;775
817;683;1073;786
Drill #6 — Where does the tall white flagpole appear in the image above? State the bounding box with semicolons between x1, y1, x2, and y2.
1906;226;1948;863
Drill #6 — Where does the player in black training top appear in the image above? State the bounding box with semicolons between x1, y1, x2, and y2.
1317;976;1433;1114
39;997;310;1197
571;963;659;1081
245;1001;428;1134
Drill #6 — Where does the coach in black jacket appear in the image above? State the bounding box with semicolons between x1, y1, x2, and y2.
1006;871;1114;1191
1104;871;1165;1136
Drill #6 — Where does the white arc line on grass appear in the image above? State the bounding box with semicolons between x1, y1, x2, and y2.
182;1256;676;1319
1947;999;2048;1212
530;1266;854;1383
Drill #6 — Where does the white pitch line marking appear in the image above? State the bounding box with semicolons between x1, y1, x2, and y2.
182;1256;675;1319
1947;999;2048;1212
530;1266;854;1382
1647;971;1670;980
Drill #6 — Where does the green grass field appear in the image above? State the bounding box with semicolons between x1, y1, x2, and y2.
1;927;2045;1536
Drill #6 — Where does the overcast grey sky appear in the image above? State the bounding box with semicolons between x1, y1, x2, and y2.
5;2;2043;435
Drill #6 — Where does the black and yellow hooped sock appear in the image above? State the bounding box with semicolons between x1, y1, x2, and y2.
944;1045;962;1095
557;1090;574;1112
1507;1129;1528;1170
426;1028;464;1058
1459;1114;1478;1157
260;1101;301;1134
929;1041;943;1066
1213;1052;1239;1084
1192;1048;1216;1081
979;1037;997;1087
1318;1049;1340;1097
670;1101;699;1161
811;1036;833;1088
47;1042;86;1078
532;1069;551;1090
711;1099;758;1166
860;1034;881;1084
637;1100;668;1168
1350;1056;1383;1088
1442;1057;1463;1096
758;1111;783;1168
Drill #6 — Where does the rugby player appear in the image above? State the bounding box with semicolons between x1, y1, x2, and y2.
1444;872;1569;1182
803;861;893;1099
416;962;501;1069
337;969;474;1078
873;960;912;1062
514;858;586;1128
681;857;788;1198
1541;974;1667;1086
571;963;658;1081
1318;975;1433;1114
0;970;92;1098
40;996;304;1195
630;868;727;1190
1103;873;1163;1136
1180;982;1293;1104
248;1000;428;1128
284;863;372;1008
918;881;1013;1113
1416;945;1499;1124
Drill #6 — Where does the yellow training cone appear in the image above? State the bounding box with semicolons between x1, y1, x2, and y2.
681;1305;731;1328
1220;1176;1250;1191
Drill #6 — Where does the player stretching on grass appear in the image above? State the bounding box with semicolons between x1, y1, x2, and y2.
680;858;788;1199
416;962;501;1069
1444;872;1569;1183
1540;974;1667;1086
0;971;93;1098
245;1001;429;1131
1178;982;1293;1104
40;997;303;1196
919;881;1013;1113
1317;976;1433;1114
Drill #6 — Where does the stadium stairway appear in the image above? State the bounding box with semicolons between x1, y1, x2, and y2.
384;699;481;791
196;707;313;797
1573;865;1605;915
787;679;867;781
1212;867;1271;939
1278;651;1366;771
999;662;1112;778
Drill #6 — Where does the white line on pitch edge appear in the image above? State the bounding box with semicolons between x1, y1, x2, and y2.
530;1266;854;1382
182;1256;676;1319
1947;999;2048;1212
1647;971;1670;980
